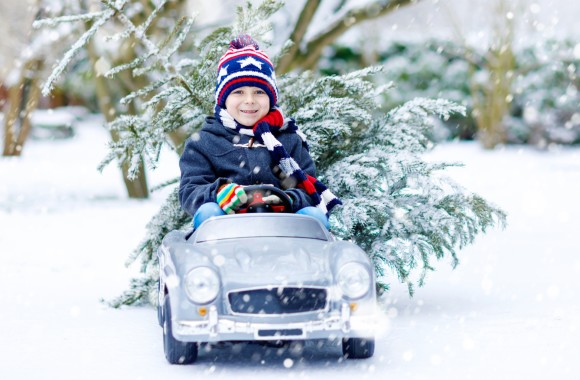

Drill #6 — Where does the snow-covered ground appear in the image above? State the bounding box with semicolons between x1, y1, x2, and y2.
1;115;579;379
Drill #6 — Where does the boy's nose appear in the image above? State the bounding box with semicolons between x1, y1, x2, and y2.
243;94;255;103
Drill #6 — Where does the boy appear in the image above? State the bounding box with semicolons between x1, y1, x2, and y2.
179;35;339;228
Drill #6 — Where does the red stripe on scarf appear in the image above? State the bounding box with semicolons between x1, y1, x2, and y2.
297;177;317;195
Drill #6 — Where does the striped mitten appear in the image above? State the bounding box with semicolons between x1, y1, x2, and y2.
217;183;248;214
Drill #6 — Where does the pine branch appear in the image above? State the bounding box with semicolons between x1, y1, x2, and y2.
39;7;116;95
233;0;283;40
107;276;158;308
32;11;105;27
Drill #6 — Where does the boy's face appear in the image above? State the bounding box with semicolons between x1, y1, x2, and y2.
225;86;270;127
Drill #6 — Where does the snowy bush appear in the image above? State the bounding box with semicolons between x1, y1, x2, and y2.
324;38;580;146
512;39;580;146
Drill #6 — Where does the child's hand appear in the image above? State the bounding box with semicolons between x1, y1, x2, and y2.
262;194;281;204
217;183;248;214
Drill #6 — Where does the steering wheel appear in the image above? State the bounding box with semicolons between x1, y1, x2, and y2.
236;185;293;214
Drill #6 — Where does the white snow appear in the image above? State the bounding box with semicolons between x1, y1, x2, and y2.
1;114;579;379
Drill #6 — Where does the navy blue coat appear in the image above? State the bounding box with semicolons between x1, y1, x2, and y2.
179;116;317;216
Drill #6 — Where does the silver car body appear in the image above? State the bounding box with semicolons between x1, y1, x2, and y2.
158;213;377;343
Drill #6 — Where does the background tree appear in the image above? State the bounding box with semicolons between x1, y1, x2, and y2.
457;0;517;149
2;59;43;157
273;0;418;74
36;0;194;197
2;1;50;157
35;0;506;306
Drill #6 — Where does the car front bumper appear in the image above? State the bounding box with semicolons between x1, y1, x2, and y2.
173;303;376;342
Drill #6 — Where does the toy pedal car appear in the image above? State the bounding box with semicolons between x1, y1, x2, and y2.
157;185;377;364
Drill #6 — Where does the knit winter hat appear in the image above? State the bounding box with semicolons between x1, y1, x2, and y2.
215;34;278;109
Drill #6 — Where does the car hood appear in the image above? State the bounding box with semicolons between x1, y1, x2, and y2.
193;237;334;288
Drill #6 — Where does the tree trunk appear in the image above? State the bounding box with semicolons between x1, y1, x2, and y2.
2;59;43;156
2;81;19;155
471;0;514;149
275;0;322;75
86;39;149;199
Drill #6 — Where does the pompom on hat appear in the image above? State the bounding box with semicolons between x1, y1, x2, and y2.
215;34;278;109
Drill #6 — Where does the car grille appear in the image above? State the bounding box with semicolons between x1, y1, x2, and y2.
228;287;327;315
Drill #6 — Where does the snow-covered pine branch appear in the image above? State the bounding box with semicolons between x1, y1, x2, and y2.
379;98;466;152
159;17;196;71
233;0;283;43
39;8;116;96
108;187;191;307
32;11;105;27
323;97;504;293
280;67;382;164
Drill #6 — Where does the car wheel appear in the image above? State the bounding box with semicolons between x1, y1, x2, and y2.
342;337;375;359
163;295;198;364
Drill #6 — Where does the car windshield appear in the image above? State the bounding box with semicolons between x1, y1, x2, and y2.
195;215;329;242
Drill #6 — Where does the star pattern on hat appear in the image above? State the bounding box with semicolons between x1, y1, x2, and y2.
217;65;229;83
238;56;263;69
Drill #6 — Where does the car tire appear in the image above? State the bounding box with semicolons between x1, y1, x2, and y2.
157;282;164;327
157;302;164;327
163;296;198;364
342;337;375;359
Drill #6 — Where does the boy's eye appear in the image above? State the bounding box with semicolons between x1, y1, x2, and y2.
255;90;265;94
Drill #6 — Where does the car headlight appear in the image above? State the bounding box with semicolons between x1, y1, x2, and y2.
184;267;220;304
337;262;371;299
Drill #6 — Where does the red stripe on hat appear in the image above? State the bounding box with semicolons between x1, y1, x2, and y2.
218;47;272;67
